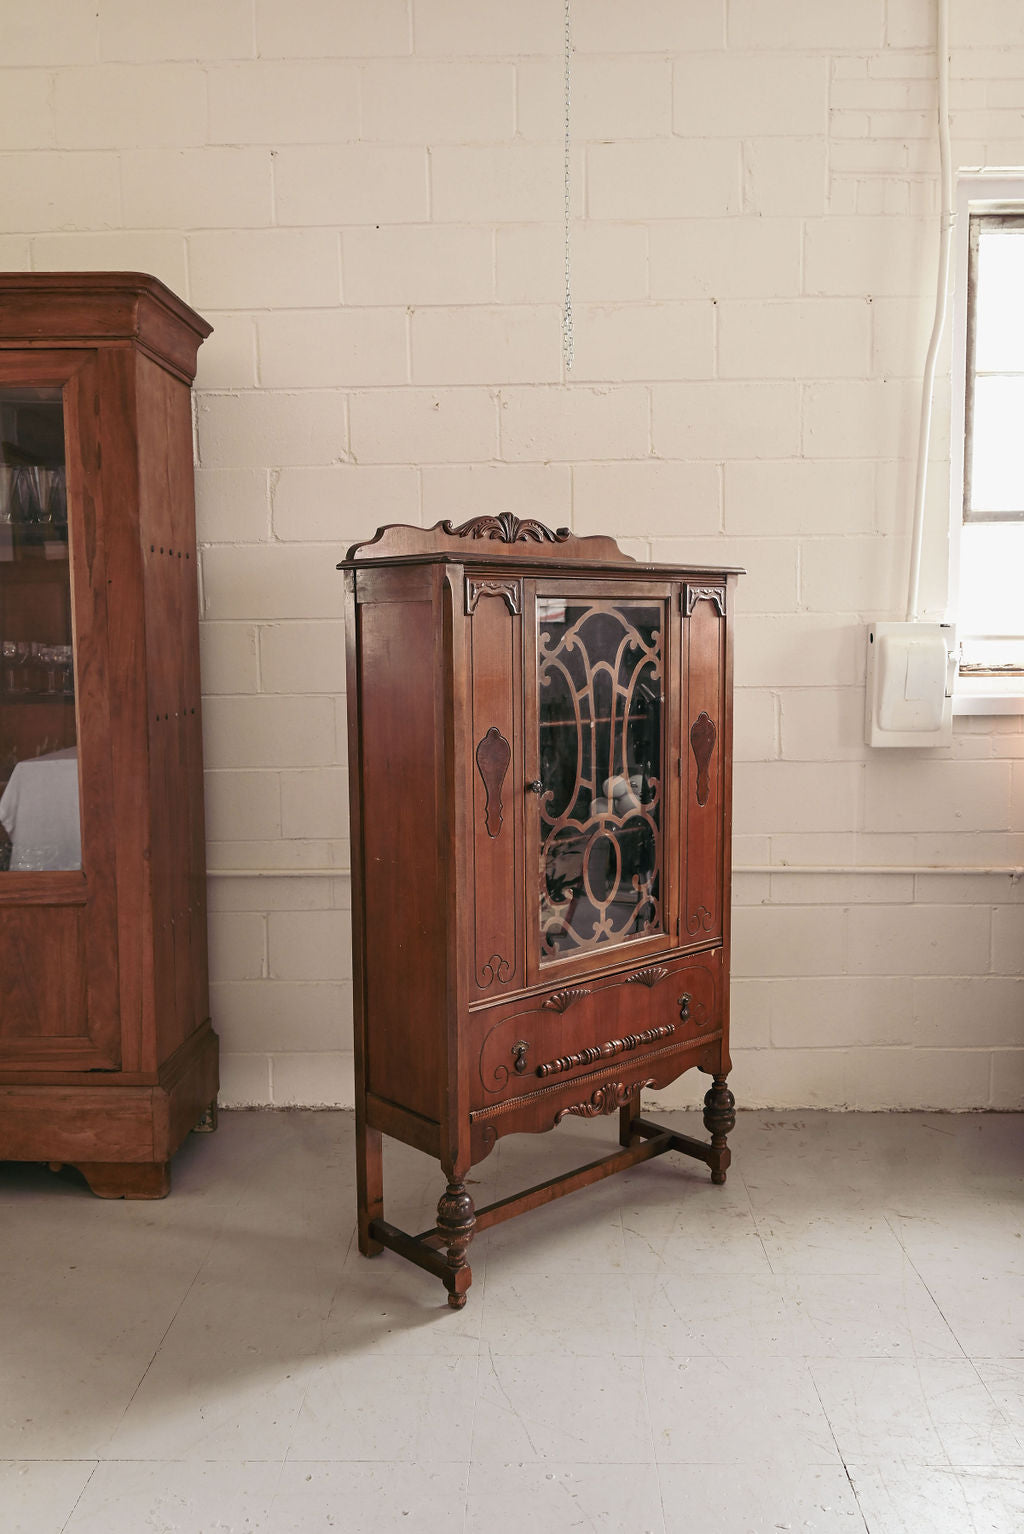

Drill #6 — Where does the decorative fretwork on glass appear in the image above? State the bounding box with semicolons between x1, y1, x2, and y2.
536;599;663;963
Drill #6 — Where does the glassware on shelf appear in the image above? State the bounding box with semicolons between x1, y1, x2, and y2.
2;639;17;693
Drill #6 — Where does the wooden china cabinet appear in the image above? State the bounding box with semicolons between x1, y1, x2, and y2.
342;517;740;1307
0;273;218;1198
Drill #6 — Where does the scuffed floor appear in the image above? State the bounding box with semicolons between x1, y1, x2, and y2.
1;1108;1022;1532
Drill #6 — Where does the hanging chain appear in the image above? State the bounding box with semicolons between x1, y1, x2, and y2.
562;0;574;372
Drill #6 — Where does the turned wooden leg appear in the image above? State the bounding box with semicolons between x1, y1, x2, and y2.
436;1179;475;1310
702;1074;736;1186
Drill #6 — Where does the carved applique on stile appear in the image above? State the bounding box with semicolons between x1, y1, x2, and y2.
476;726;511;839
465;577;523;616
690;711;717;808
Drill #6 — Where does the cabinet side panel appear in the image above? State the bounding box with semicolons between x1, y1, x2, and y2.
358;598;444;1122
136;353;210;1068
683;595;726;944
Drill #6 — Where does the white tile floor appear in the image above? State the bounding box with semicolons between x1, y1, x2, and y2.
2;1107;1023;1533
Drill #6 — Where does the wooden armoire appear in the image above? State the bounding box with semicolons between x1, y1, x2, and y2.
342;517;740;1307
0;273;218;1198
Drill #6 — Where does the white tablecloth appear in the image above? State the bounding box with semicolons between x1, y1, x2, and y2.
0;747;81;870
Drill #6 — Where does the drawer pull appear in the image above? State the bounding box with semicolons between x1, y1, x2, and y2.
625;966;669;989
511;1040;529;1075
542;986;592;1014
678;993;691;1022
536;1022;676;1078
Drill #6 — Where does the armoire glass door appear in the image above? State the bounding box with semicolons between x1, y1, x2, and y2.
0;386;79;872
533;591;668;968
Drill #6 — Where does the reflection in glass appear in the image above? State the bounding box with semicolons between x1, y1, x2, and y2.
0;388;80;871
537;598;663;963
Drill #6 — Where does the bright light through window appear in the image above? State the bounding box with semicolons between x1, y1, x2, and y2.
958;207;1024;678
966;219;1024;520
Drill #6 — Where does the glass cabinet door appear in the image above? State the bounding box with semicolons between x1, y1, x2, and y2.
0;387;80;872
534;592;667;967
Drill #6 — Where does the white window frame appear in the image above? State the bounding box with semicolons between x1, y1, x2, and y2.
950;172;1024;715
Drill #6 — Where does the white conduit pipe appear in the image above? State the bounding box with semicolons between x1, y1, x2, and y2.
907;0;955;621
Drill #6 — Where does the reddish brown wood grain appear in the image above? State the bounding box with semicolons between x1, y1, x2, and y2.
0;275;217;1197
682;589;727;943
342;521;741;1305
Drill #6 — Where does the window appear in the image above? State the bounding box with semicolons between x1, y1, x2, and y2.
950;177;1024;711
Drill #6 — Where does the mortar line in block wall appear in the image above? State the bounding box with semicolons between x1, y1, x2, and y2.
204;865;1024;879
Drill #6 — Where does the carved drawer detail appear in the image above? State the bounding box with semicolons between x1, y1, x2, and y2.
624;966;669;989
473;949;722;1108
542;986;592;1013
536;1022;676;1078
555;1079;654;1122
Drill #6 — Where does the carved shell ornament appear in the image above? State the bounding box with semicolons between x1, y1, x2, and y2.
442;513;572;545
555;1079;654;1122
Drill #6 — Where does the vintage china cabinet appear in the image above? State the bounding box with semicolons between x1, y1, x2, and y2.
341;517;740;1307
0;273;218;1198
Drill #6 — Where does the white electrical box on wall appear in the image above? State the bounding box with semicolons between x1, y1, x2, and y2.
865;622;957;747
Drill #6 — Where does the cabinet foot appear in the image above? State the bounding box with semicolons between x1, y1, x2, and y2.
702;1074;736;1185
72;1161;172;1199
437;1179;475;1310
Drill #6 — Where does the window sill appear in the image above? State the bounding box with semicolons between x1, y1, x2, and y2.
953;675;1024;714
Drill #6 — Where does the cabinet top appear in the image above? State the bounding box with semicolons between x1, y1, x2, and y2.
338;516;744;578
0;272;212;384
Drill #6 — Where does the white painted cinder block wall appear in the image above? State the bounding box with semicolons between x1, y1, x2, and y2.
5;0;1022;1110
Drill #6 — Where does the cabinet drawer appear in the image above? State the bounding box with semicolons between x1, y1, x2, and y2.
471;947;723;1113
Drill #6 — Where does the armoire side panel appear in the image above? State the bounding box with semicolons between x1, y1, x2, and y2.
136;352;210;1067
358;596;445;1123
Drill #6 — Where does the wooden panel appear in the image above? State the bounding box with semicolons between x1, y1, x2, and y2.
0;1084;154;1161
0;905;87;1041
472;947;723;1112
682;590;726;943
469;1026;725;1164
137;352;209;1067
468;587;523;1000
358;596;445;1122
